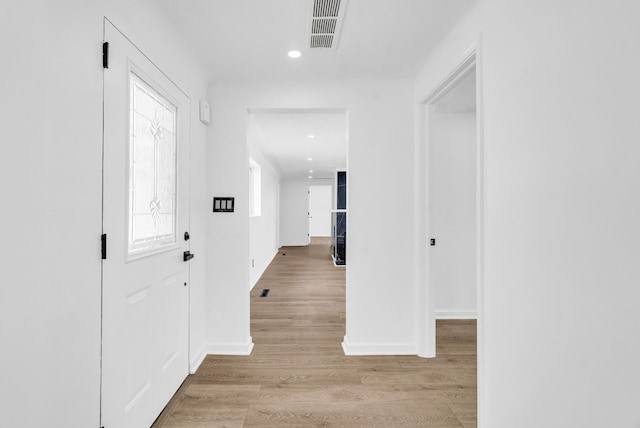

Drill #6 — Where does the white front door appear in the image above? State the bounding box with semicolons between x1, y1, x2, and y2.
308;185;332;237
101;21;190;428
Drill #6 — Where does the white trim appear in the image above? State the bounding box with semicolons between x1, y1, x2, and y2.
342;336;417;356
189;344;208;374
436;310;477;320
475;34;487;428
331;254;347;267
417;44;479;358
125;242;180;263
250;250;278;290
207;337;254;356
420;48;477;105
248;107;347;115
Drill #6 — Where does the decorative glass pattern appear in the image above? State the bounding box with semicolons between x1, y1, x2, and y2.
128;72;177;255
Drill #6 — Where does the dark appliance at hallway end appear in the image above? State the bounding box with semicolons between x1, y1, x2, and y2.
331;170;347;266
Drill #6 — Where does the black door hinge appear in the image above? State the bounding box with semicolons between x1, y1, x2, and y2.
103;42;109;69
101;234;107;259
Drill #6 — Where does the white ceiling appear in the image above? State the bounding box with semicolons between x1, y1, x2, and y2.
155;0;474;180
156;0;475;82
249;110;347;181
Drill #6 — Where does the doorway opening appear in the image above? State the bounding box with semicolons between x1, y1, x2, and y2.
418;47;484;421
246;107;348;344
247;108;348;287
429;68;477;321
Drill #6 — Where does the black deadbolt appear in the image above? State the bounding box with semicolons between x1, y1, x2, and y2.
184;231;190;241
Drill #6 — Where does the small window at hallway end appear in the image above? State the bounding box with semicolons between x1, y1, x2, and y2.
249;157;261;217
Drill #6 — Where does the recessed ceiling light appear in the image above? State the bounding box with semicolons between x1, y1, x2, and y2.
308;134;315;139
288;50;301;58
309;170;314;173
308;175;313;179
307;157;313;161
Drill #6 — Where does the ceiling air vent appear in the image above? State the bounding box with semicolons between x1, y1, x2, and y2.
308;0;348;50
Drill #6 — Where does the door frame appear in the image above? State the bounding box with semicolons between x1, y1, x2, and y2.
416;41;485;426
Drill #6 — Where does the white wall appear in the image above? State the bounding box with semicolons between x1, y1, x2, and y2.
415;1;640;426
249;144;280;289
208;79;416;355
0;1;210;427
430;112;477;318
206;84;250;353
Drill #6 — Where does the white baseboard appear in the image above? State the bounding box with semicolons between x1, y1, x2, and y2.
331;254;346;268
207;337;254;355
436;309;477;319
342;336;417;356
250;250;278;290
189;344;208;374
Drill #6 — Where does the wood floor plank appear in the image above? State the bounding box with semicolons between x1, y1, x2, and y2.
154;239;477;427
244;403;464;428
160;386;259;428
193;367;362;386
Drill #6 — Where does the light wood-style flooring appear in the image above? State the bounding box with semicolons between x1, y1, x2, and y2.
154;238;477;427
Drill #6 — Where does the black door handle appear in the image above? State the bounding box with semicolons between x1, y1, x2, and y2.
183;251;195;262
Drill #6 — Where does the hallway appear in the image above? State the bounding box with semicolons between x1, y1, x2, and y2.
155;239;476;427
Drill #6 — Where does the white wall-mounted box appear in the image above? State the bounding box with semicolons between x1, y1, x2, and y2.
199;99;210;124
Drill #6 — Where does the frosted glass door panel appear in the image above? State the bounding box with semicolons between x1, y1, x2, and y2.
128;72;177;256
